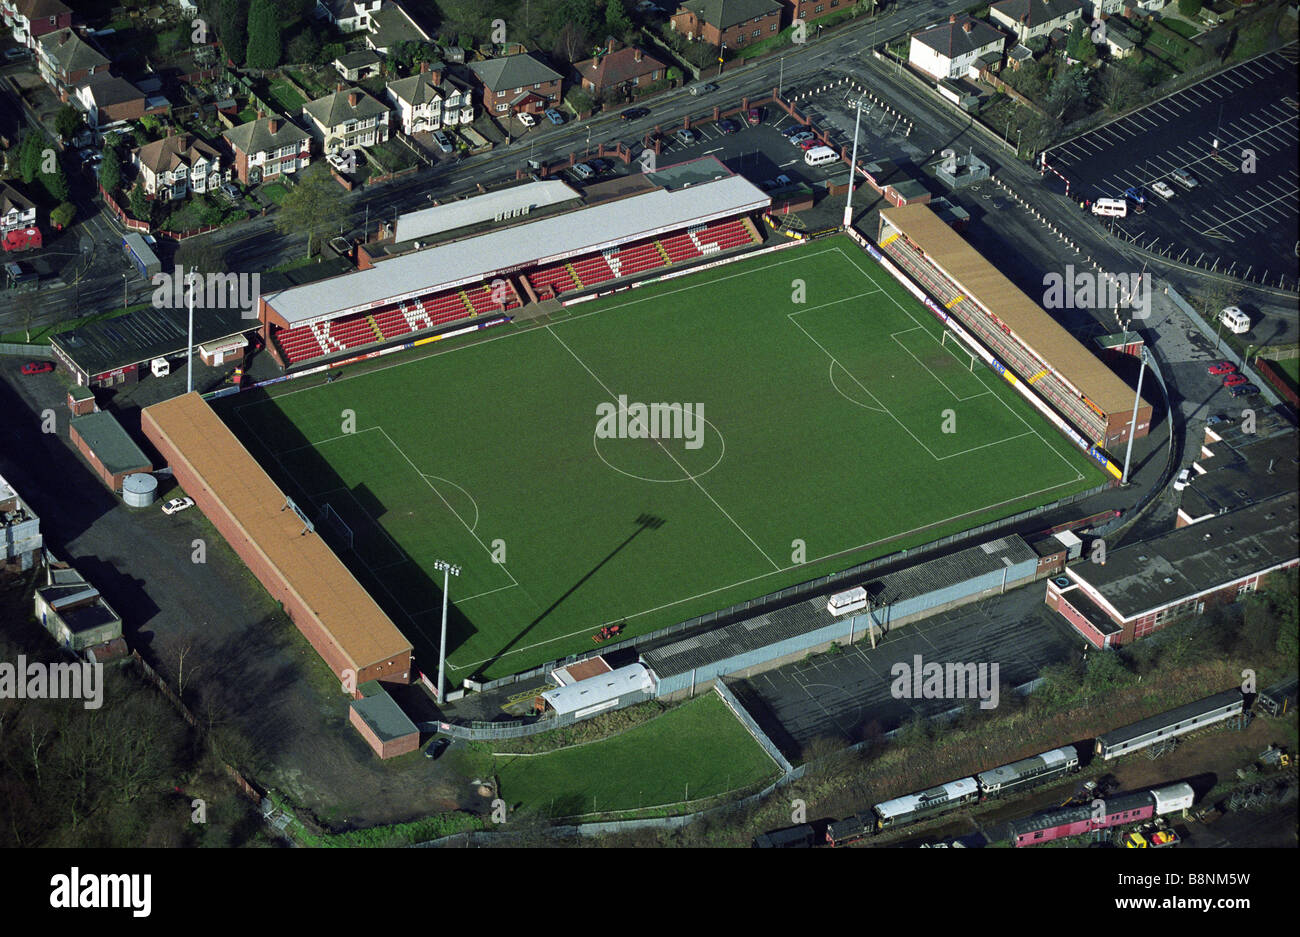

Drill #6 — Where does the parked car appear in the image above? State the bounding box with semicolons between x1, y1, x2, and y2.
774;174;792;187
759;178;776;190
432;130;454;153
1205;414;1227;426
1223;373;1249;388
689;83;717;96
1206;361;1236;375
161;497;195;515
781;124;806;137
20;361;54;375
1151;180;1175;199
1229;383;1260;398
674;128;697;145
798;137;821;150
620;106;650;120
789;130;815;145
717;118;740;134
1173;468;1191;491
1170;168;1198;189
746;106;763;125
219;182;241;201
1123;186;1145;206
425;737;451;759
517;111;537;127
589;157;614;174
571;162;596;181
545;108;565;125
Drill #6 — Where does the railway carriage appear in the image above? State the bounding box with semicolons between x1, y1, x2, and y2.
1095;690;1244;761
873;778;979;830
976;746;1080;797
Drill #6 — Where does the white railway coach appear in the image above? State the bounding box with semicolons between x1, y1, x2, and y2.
873;777;979;829
1095;689;1244;761
1151;782;1195;816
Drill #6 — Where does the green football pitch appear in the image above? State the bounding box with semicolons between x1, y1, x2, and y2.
221;236;1101;682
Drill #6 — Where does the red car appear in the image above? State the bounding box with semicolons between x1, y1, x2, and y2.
1223;373;1248;388
798;137;821;150
20;361;54;375
1207;361;1236;376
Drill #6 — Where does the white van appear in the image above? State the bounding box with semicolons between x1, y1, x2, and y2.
1219;306;1250;334
803;145;839;167
1091;198;1127;218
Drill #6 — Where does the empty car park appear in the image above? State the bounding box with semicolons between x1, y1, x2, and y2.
1044;48;1299;290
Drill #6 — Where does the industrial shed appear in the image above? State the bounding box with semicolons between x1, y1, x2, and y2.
141;393;414;694
35;560;123;653
644;535;1042;698
68;410;152;490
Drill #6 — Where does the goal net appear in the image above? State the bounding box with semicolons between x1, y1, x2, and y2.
319;503;355;551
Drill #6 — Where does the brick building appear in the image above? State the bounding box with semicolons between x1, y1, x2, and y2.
68;410;152;491
1045;493;1299;648
670;0;784;49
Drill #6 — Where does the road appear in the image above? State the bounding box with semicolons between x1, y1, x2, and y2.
1;0;981;336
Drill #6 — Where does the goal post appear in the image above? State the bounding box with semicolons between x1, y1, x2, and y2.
319;503;355;551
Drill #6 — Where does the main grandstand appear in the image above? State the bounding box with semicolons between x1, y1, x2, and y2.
258;159;771;368
877;204;1151;450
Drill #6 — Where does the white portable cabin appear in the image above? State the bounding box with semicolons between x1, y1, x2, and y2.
827;586;869;617
1091;198;1127;218
1151;782;1195;816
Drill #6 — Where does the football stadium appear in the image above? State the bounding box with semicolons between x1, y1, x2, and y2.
211;234;1103;683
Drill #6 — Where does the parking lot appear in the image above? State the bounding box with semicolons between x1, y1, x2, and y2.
1044;46;1299;290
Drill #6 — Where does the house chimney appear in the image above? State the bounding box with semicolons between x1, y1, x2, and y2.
949;13;956;22
634;47;642;63
420;61;427;73
268;117;280;134
963;20;973;32
429;69;441;86
348;91;359;107
256;108;265;120
337;82;344;92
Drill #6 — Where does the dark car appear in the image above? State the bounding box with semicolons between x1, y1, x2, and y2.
1229;383;1259;398
620;107;650;120
20;361;54;375
589;157;613;173
746;106;763;125
425;738;451;759
717;118;740;134
781;124;806;137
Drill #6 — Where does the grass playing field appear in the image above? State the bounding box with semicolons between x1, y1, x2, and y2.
222;235;1102;682
446;694;782;818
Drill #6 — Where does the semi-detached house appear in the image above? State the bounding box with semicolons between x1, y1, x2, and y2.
669;0;783;48
301;85;391;154
221;114;312;185
2;0;73;50
468;52;563;116
908;15;1008;81
989;0;1084;44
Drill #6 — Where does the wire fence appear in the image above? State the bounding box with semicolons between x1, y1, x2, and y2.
1166;285;1284;407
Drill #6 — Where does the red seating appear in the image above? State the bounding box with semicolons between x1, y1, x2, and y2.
569;255;616;288
275;325;328;364
658;232;703;263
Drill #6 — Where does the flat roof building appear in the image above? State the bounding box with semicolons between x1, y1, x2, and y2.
1046;493;1299;647
68;410;152;491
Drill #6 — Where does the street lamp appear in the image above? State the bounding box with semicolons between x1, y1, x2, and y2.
122;272;128;310
433;559;460;703
185;270;197;394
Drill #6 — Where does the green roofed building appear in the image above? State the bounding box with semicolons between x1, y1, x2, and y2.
349;681;420;759
68;410;152;491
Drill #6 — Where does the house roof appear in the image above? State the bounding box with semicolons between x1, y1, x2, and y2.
0;183;35;215
135;134;221;176
335;49;383;69
79;73;144;108
912;17;1008;58
39;29;109;75
678;0;782;30
15;0;72;19
387;73;442;106
574;45;667;88
302;86;390;128
468;52;562;90
366;2;431;50
222;114;311;156
991;0;1084;26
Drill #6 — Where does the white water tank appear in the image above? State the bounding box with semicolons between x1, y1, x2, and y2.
122;473;158;508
